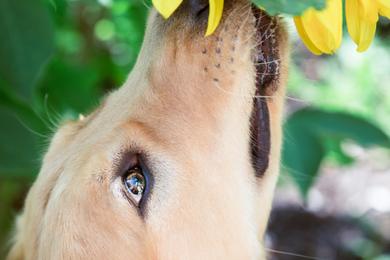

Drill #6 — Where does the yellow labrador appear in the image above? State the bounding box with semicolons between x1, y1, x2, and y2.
7;0;288;259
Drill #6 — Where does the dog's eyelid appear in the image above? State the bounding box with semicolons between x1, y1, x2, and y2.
113;150;151;176
115;151;154;215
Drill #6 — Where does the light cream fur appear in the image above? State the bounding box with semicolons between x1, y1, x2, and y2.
7;1;288;259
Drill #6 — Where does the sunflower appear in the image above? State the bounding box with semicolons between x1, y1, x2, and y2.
296;0;390;54
294;0;343;55
345;0;390;52
152;0;390;54
152;0;224;36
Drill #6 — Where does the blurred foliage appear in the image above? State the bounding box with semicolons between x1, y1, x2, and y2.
285;26;390;196
0;0;54;98
253;0;326;16
0;0;148;179
0;0;149;250
283;108;390;196
0;0;389;256
268;207;390;260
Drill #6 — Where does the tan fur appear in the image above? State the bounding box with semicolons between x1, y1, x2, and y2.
7;1;288;259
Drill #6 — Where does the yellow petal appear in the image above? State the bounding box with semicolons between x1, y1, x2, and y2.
152;0;183;19
379;8;390;18
356;21;377;52
358;0;379;23
378;0;390;8
294;17;323;55
205;0;224;36
346;0;361;44
299;0;343;54
378;0;390;18
347;0;378;51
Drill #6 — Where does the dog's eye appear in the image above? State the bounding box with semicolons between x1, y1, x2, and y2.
124;167;146;205
120;154;152;210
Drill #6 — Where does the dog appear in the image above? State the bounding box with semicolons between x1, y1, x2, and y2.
7;0;288;259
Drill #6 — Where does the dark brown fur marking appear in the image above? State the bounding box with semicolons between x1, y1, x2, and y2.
250;10;281;177
250;97;270;177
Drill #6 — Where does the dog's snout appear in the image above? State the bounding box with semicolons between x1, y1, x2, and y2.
189;0;209;17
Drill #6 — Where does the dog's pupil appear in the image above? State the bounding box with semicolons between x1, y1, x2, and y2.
125;170;145;195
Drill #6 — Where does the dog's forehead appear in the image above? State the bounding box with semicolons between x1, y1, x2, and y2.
53;1;283;170
67;1;282;163
62;15;245;141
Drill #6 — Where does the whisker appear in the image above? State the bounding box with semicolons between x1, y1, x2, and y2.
253;59;281;65
14;116;49;139
212;80;285;101
221;2;251;32
141;0;152;9
285;95;309;103
43;94;60;129
265;248;320;260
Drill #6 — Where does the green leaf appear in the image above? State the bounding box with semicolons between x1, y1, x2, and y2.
283;129;325;197
283;108;390;197
252;0;326;16
0;108;41;179
0;85;49;135
292;109;390;148
36;58;102;116
0;79;48;179
323;138;355;165
0;0;55;98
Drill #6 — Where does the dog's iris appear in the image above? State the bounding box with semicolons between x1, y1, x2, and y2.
124;167;146;205
152;0;390;55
